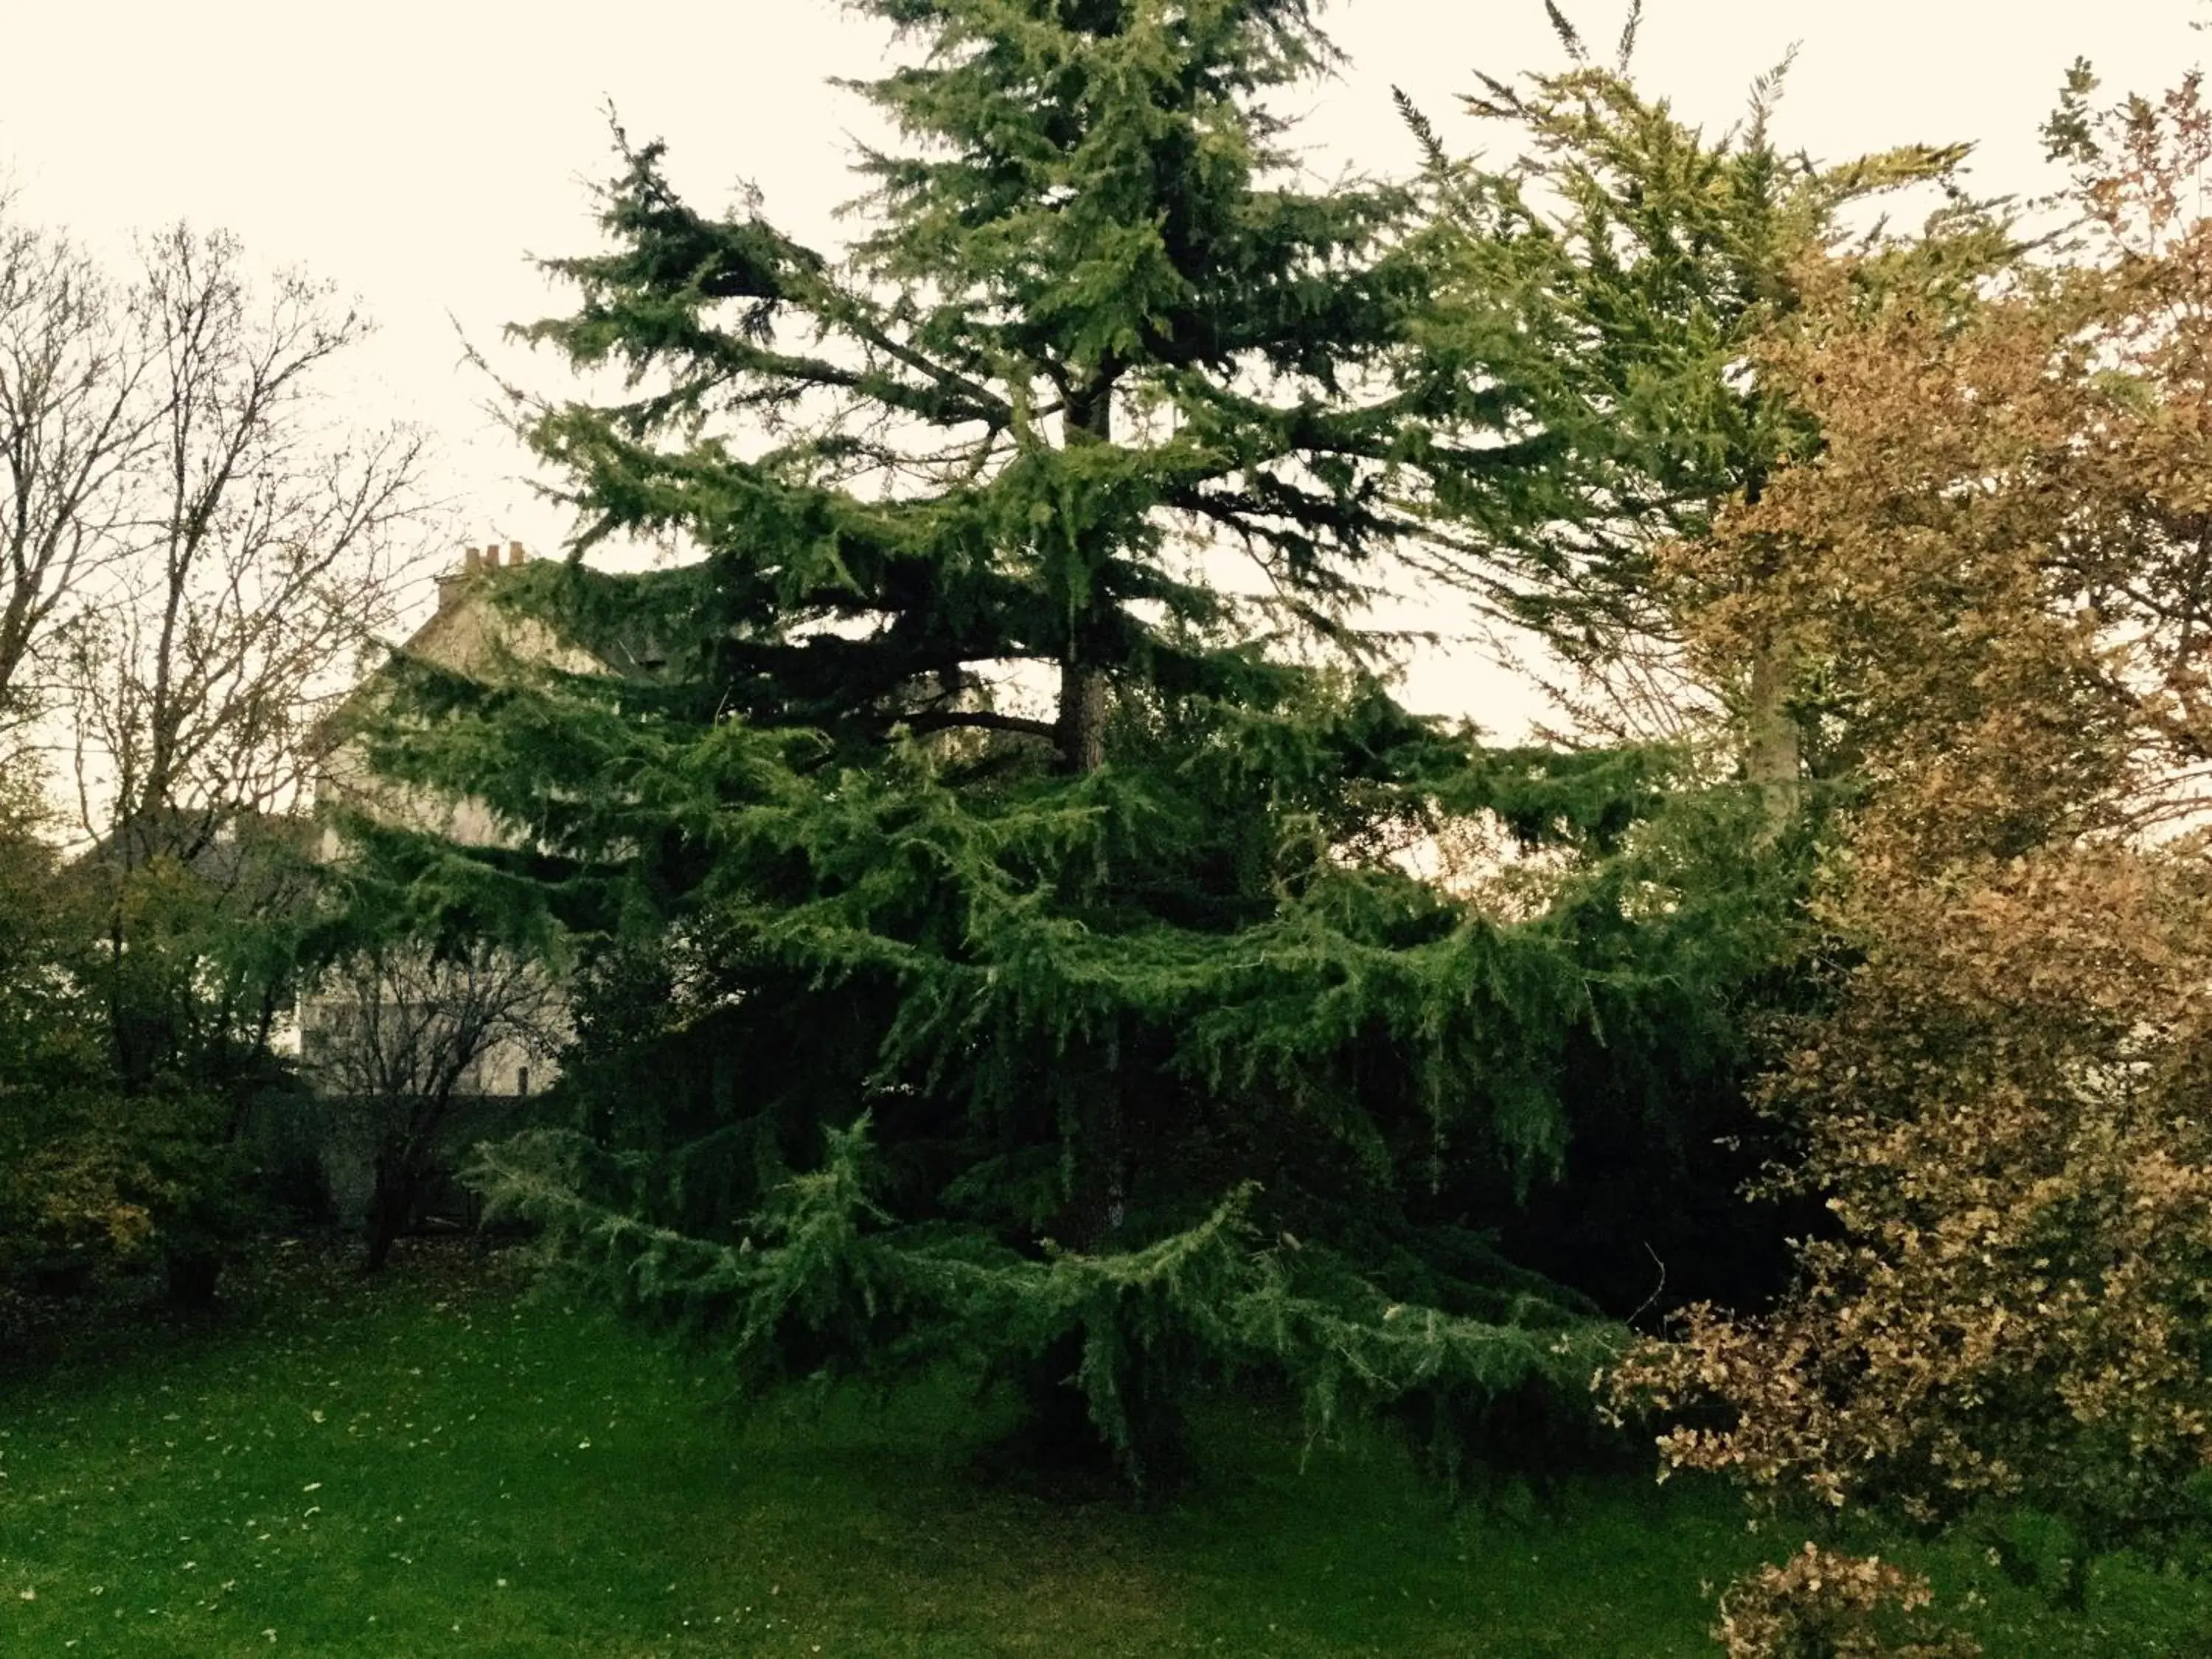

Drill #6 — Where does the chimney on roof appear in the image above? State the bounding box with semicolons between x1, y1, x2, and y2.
434;541;529;612
438;543;485;612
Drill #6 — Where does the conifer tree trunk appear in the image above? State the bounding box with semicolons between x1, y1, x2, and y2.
1059;662;1108;774
1052;378;1124;1242
1058;377;1113;776
1037;375;1152;1472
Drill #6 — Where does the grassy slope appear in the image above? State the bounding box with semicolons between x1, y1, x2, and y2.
1;1246;2205;1657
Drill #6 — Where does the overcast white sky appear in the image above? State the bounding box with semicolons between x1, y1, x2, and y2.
4;1;2205;731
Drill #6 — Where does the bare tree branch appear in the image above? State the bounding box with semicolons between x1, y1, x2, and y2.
0;197;158;734
60;226;439;860
303;939;565;1268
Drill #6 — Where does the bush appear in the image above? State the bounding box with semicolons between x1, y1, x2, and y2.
1714;1545;1979;1659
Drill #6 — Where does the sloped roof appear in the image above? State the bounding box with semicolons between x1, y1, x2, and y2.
309;543;603;762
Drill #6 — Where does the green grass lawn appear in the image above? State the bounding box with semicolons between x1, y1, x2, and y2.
2;1242;2207;1657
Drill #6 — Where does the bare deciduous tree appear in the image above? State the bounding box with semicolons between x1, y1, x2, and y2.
0;195;156;737
0;182;447;1301
305;940;562;1270
66;225;432;866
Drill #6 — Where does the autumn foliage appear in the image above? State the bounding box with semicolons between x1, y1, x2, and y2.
1712;1545;1981;1659
1615;68;2212;1561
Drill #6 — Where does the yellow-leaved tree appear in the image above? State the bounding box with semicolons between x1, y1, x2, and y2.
1615;63;2212;1624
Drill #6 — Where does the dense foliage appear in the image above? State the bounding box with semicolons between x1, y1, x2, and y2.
1390;34;2020;1321
0;781;309;1298
1613;63;2212;1577
357;0;1801;1485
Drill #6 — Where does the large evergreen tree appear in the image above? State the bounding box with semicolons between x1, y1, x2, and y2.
1402;21;2003;791
366;0;1778;1484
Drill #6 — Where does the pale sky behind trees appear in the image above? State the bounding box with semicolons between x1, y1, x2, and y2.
3;1;2203;733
